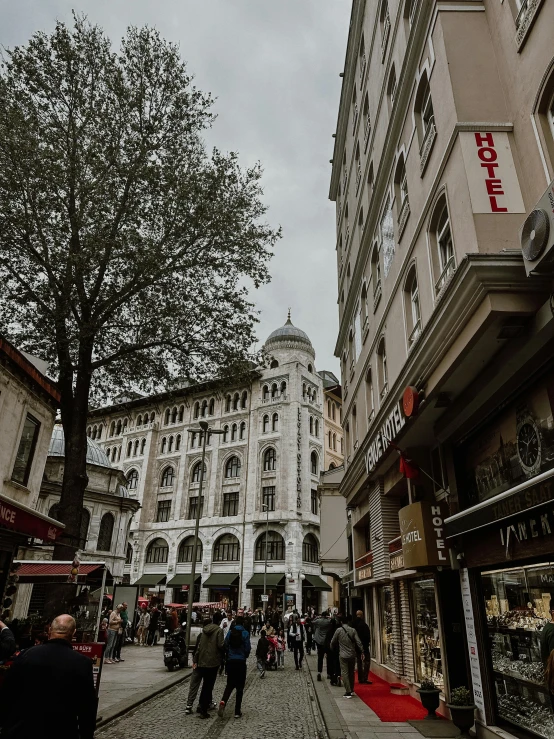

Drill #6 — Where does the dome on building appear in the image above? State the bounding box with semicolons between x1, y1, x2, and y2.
264;314;315;358
48;425;112;468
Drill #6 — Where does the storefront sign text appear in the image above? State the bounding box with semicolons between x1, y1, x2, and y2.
0;493;64;541
400;502;450;569
390;551;405;572
365;402;405;473
356;565;373;583
460;569;486;723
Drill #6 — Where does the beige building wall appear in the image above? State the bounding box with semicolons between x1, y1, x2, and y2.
323;385;344;470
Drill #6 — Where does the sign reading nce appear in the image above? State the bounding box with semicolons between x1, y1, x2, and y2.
365;401;405;474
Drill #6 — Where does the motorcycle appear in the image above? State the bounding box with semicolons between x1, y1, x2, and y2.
163;624;188;671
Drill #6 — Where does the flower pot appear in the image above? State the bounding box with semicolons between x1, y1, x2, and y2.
447;704;476;737
417;688;441;719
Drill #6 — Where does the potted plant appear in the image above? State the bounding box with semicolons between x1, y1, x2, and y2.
417;678;441;719
447;686;476;736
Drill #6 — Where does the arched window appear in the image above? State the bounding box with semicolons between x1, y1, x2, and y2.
387;64;397;107
241;391;248;408
311;451;319;476
150;411;155;423
109;421;115;437
366;367;374;419
171;407;177;424
377;337;388;399
302;383;306;400
97;513;114;552
105;446;111;459
308;363;313;373
272;413;278;432
395;154;409;232
126;542;133;564
111;447;117;462
327;400;332;417
233;393;240;411
201;400;208;417
363;91;371;142
404;265;421;347
315;419;319;437
191;461;206;483
271;383;278;399
432;197;454;294
263;447;277;472
225;394;231;412
175;434;181;451
80;508;90;548
329;462;336;470
270;359;279;369
164;409;170;425
133;439;139;456
240;421;246;440
48;503;61;520
137;415;143;427
97;425;102;440
352;405;358;447
263;415;270;433
116;420;122;435
194;402;200;419
213;534;240;562
280;381;287;396
190;432;197;449
146;537;169;564
140;438;146;455
168;436;174;452
161;437;167;454
178;536;202;563
309;416;314;435
209;398;215;415
231;423;238;441
380;0;391;49
415;72;435;150
371;244;382;299
333;433;337;451
127;441;132;457
255;531;285;561
328;430;332;447
223;425;229;443
303;534;319;563
332;403;336;421
87;426;92;438
117;446;121;461
225;455;241;478
123;418;128;432
161;466;175;487
262;385;269;401
127;469;139;490
178;405;184;422
92;425;98;440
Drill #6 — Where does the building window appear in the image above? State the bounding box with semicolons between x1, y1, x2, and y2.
310;451;319;476
377;337;388;399
146;537;169;564
225;394;231;412
239;421;246;440
231;423;238;441
263;447;277;472
161;437;167;454
363;92;371;144
126;542;133;564
213;534;240;562
281;381;287;395
405;266;421;347
178;536;202;563
156;500;171;522
241;391;248;408
333;433;337;451
405;0;417;26
225;455;241;478
223;425;229;443
262;385;269;401
232;393;239;411
315;419;319;437
415;72;436;172
310;416;314;435
223;491;239;517
97;513;114;552
178;405;184;422
262;485;276;511
365;368;374;421
432;197;455;294
126;469;139;490
175;434;181;451
255;531;285;561
187;495;204;520
11;414;40;486
167;436;173;453
380;0;391;53
371;245;381;302
388;65;397;107
271;413;278;432
140;438;146;454
161;466;175;487
209;398;215;415
303;534;319;563
191;461;206;483
311;489;318;515
395;155;409;231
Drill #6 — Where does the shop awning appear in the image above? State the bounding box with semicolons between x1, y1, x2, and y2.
0;493;64;541
245;573;285;588
14;561;111;584
133;574;166;586
303;574;332;591
166;573;202;586
203;573;240;588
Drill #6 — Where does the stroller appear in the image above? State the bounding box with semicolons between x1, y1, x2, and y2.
265;636;278;671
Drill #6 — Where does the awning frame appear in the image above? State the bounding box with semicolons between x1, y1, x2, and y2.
245;573;285;589
203;573;240;588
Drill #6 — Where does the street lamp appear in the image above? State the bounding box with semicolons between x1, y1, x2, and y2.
184;420;225;665
261;502;270;613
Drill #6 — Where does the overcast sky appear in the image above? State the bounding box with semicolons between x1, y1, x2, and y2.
2;0;349;374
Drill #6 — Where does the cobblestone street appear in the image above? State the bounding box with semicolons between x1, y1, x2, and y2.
96;639;320;739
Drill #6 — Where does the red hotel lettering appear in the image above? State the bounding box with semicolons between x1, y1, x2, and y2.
474;132;508;213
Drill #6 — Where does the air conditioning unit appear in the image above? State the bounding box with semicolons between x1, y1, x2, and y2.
519;178;554;276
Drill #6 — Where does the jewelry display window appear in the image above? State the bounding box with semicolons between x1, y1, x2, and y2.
411;577;444;691
482;564;554;739
380;584;395;670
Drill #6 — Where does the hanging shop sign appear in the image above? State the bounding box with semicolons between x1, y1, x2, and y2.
399;501;450;569
459;131;525;214
355;564;373;584
459;569;486;722
365;401;406;473
390;550;405;573
0;493;64;541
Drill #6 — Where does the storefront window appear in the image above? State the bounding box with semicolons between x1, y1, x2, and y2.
482;564;554;738
380;584;395;670
411;578;444;691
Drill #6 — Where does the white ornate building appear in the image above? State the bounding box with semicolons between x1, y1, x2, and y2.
86;317;331;611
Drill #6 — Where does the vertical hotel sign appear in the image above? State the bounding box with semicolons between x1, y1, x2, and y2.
460;131;525;214
460;568;486;723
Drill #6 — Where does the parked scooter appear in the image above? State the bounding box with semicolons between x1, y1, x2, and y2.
163;623;187;671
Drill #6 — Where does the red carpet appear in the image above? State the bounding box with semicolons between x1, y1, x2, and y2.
354;671;435;722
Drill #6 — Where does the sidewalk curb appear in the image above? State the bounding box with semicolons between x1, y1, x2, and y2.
95;667;192;729
305;653;349;739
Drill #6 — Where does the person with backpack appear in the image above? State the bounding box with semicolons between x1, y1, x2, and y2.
193;616;224;719
313;611;331;681
218;615;251;719
255;629;270;678
330;615;364;699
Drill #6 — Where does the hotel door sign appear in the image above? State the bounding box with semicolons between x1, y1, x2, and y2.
399;501;449;569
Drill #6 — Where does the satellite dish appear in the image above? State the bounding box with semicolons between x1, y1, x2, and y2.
521;208;550;262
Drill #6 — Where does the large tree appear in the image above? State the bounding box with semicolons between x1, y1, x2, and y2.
0;16;278;611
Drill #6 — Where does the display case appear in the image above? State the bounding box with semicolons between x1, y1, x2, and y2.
379;584;395;670
481;564;554;739
411;577;444;691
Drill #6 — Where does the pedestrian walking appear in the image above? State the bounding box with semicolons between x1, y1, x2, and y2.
136;607;150;645
256;629;269;678
193;615;224;719
313;611;331;681
218;615;251;719
113;601;128;661
105;604;123;663
305;615;314;655
352;610;372;684
0;614;97;739
330;615;364;699
147;606;160;646
289;615;305;669
276;628;286;668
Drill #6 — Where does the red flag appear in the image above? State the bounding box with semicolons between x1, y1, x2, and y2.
399;453;419;479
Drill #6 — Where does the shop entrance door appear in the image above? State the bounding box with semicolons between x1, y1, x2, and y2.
437;569;468;694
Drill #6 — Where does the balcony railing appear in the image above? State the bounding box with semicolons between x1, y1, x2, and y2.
434;256;455;296
380;383;388;401
373;280;382;311
419;117;436;176
398;196;410;239
515;0;542;48
262;394;287;404
381;16;391;59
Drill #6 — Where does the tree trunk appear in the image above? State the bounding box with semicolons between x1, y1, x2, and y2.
43;343;93;621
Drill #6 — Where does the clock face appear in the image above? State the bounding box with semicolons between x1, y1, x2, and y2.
517;422;540;471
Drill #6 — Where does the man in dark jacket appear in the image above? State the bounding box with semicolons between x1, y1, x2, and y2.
313;612;331;681
352;610;372;684
193;616;224;718
0;620;16;661
0;614;96;739
218;615;251;718
255;629;270;678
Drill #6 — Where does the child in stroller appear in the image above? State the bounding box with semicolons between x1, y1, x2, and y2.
265;635;278;670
